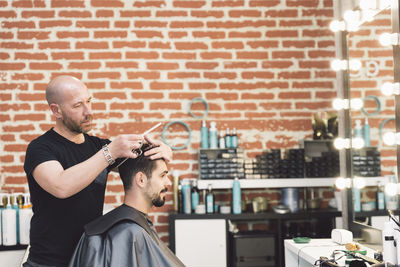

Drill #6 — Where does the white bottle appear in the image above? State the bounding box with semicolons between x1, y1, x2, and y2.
219;130;226;149
209;122;218;149
19;194;33;245
383;221;397;265
2;196;17;246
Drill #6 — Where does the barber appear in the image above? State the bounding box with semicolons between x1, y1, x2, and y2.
23;75;172;267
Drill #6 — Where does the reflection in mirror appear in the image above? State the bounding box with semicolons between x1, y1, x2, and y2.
347;7;396;226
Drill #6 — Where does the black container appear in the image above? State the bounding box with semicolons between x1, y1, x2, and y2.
229;231;276;267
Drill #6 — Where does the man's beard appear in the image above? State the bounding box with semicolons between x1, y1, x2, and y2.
62;114;93;134
152;187;168;207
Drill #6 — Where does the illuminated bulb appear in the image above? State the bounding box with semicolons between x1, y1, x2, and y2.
352;137;365;149
383;131;396;146
379;33;399;46
362;10;375;22
331;59;347;71
350;98;363;110
381;82;400;95
396;133;400;145
329;20;345;32
349;59;362;71
385;182;397;196
353;177;366;189
332;98;350;110
343;10;360;22
334;138;350;150
379;0;393;9
335;177;347;190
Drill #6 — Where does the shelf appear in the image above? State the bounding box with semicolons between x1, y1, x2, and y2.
197;177;387;190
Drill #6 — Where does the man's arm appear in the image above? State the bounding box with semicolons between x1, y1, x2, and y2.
32;134;143;199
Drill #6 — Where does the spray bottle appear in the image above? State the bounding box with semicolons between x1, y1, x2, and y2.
209;122;218;149
201;120;209;149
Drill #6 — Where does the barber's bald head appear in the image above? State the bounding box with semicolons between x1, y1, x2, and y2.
46;76;86;105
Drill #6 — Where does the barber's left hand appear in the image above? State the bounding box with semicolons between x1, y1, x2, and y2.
143;135;173;162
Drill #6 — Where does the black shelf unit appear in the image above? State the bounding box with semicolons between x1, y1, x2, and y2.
169;209;341;267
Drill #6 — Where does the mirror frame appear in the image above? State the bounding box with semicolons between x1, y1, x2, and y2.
336;0;400;235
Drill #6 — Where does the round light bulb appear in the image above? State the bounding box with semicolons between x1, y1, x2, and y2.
352;137;365;149
353;177;366;189
335;177;347;190
381;82;394;96
383;131;396;146
350;98;363;110
333;98;344;110
331;59;346;71
380;0;392;9
349;59;362;71
385;182;398;196
380;32;393;46
334;138;350;150
329;20;345;32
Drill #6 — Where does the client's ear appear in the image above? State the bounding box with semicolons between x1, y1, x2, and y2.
134;172;147;188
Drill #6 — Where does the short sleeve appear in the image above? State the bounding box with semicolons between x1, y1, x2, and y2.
24;141;57;178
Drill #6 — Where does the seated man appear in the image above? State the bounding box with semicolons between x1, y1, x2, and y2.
68;144;185;267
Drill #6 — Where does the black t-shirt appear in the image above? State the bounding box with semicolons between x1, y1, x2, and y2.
24;128;111;266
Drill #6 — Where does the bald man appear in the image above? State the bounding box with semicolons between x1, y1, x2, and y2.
23;76;172;267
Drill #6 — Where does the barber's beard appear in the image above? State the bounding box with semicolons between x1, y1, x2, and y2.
152;187;168;207
62;114;93;134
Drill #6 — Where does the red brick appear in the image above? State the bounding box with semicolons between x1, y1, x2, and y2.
110;102;144;110
76;20;109;28
272;51;304;59
1;42;34;49
29;62;62;70
12;0;45;7
265;9;298;17
52;52;85;60
1;134;16;141
147;62;179;70
287;0;318;7
168;32;187;38
113;41;146;48
318;40;335;48
186;62;218;70
221;82;288;90
204;72;236;79
308;50;335;58
169;92;202;99
76;41;108;49
2;21;35;28
229;31;261;38
133;1;165;7
17;93;45;101
175;42;208;50
200;52;231;59
189;83;217;90
212;41;244;49
191;11;224;18
115;21;130;28
207;20;275;28
156;10;187;17
212;1;244;7
278;71;311;79
316;91;337;99
38;41;70;49
39;20;72;28
242;93;274;100
110;82;143;90
91;0;124;7
170;21;203;28
167;72;200;79
162;52;196;60
149;42;171;49
250;0;279;7
12;73;44;80
295;101;332;109
5;176;27;184
0;63;25;70
0;93;11;101
96;10;114;17
15;52;48;60
14;113;46;121
237;52;268;59
22;10;54;18
245;112;276;118
150;82;183;90
56;31;89;38
242;72;274;79
292;81;333;89
0;52;10;59
0;32;14;39
229;10;262;17
262;61;293;69
94;92;126;100
134;21;168;28
224;62;257;69
0;84;28;90
20;134;41;142
299;60;330;69
265;30;298;38
3;124;35;132
59;10;92;17
94;31;127;38
173;1;205;8
133;31;163;38
51;0;85;7
88;72;121;79
106;62;139;69
130;92;164;99
279;92;311;99
205;92;238;100
127;72;160;79
302;9;333;17
49;73;82;80
69;62;101;69
89;52;121;60
0;155;14;163
149;102;181;110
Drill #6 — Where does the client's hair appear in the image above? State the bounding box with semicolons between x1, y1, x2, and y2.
118;143;159;191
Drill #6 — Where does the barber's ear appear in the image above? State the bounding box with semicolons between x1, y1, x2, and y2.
50;103;62;119
135;172;147;188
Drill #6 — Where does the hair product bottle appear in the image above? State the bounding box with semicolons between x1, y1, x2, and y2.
232;178;241;214
2;195;17;246
181;180;192;214
191;179;200;212
19;194;32;245
206;184;215;214
201;120;209;149
225;128;232;148
209;122;218;149
363;118;370;147
231;128;238;148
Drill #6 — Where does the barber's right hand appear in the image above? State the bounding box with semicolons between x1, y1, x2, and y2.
107;134;143;159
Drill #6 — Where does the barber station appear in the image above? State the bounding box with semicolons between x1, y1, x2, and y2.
2;0;400;266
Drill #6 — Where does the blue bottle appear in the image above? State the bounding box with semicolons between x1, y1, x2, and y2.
363;118;370;147
232;128;238;148
181;181;192;214
353;187;361;212
201;120;209;149
206;184;214;213
209;122;218;149
232;178;241;214
225;128;232;148
11;194;19;244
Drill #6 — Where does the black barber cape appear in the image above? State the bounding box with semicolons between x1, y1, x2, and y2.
68;204;185;267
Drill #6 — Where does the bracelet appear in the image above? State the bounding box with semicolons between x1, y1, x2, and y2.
102;144;115;165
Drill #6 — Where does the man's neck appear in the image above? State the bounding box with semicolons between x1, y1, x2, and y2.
124;193;152;215
54;122;85;144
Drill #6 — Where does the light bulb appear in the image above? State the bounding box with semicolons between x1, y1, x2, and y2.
331;59;346;71
383;131;396;146
343;10;360;22
352;137;365;149
332;98;349;110
335;177;347;190
334;138;350;150
329;20;345;32
349;59;362;71
380;0;392;9
385;182;397;196
353;177;366;189
350;98;363;110
362;10;375;22
382;81;394;95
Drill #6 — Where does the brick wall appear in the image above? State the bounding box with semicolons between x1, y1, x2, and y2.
0;0;342;243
